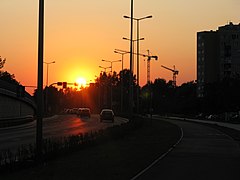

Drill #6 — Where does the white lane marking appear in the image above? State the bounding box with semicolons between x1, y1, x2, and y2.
130;122;184;180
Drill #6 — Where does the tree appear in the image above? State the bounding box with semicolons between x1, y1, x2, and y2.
0;71;19;85
0;57;20;85
0;56;6;69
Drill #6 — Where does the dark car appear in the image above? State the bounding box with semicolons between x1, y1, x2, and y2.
80;108;91;118
77;108;91;118
100;109;114;122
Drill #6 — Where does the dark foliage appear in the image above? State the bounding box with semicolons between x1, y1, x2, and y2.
0;57;20;85
0;116;149;173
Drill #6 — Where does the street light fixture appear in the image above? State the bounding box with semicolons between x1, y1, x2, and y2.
44;61;55;87
99;65;111;72
123;37;144;74
123;15;153;21
102;59;121;73
124;14;152;113
123;37;145;41
114;51;128;71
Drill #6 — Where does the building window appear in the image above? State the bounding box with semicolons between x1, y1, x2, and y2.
234;41;238;47
232;34;237;40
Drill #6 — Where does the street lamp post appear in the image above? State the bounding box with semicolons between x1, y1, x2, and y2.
114;51;128;113
123;37;144;113
123;37;144;74
124;14;152;113
128;0;134;115
44;61;55;87
99;65;112;109
43;61;55;116
37;0;44;161
101;60;121;110
114;51;127;72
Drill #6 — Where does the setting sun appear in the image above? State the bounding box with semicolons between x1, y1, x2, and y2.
76;77;87;87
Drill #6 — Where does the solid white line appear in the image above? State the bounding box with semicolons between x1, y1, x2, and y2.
130;124;183;180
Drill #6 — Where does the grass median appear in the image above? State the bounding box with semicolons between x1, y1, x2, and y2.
2;116;181;180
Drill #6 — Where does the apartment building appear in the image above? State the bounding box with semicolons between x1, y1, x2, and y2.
197;22;240;97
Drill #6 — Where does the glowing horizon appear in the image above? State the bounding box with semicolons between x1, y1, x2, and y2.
0;0;239;94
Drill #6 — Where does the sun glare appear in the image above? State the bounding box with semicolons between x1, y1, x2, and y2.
76;77;87;87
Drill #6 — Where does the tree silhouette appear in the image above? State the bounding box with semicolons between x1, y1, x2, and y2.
0;56;6;69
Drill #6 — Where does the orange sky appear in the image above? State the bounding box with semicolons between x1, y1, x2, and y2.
0;0;239;94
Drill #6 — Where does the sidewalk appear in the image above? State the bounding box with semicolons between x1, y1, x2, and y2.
158;115;240;131
137;117;240;180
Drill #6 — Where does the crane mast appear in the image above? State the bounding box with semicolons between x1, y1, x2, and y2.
161;65;179;87
114;49;158;84
147;50;151;84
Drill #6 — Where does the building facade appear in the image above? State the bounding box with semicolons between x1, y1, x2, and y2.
197;22;240;97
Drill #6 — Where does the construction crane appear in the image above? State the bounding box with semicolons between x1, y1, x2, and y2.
114;49;158;84
161;65;179;87
146;50;153;84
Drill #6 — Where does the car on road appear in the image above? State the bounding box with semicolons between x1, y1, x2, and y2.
77;108;91;118
100;109;114;122
81;108;91;118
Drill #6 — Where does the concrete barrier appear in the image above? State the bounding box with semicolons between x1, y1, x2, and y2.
0;80;36;127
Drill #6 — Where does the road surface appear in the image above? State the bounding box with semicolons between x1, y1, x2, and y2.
134;118;240;180
0;114;128;152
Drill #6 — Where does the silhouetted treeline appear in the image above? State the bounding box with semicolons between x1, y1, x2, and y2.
33;69;240;116
201;78;240;114
140;79;198;115
0;57;20;86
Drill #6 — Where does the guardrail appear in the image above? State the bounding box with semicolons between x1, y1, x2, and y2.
0;80;36;109
0;115;34;128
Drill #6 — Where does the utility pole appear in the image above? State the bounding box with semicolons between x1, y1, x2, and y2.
36;0;44;161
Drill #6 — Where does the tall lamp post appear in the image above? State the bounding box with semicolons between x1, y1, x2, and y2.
123;37;144;74
114;51;128;113
102;59;121;109
128;0;134;115
43;61;55;116
44;61;55;87
123;14;152;113
99;66;111;109
37;0;44;161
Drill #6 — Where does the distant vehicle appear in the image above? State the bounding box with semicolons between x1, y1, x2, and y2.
72;108;78;114
196;113;204;119
77;108;91;118
206;114;217;120
77;108;83;116
80;108;91;118
100;109;114;123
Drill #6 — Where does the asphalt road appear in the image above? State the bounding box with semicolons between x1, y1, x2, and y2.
0;114;128;152
135;118;240;180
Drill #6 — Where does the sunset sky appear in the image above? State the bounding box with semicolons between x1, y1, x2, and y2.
0;0;239;94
